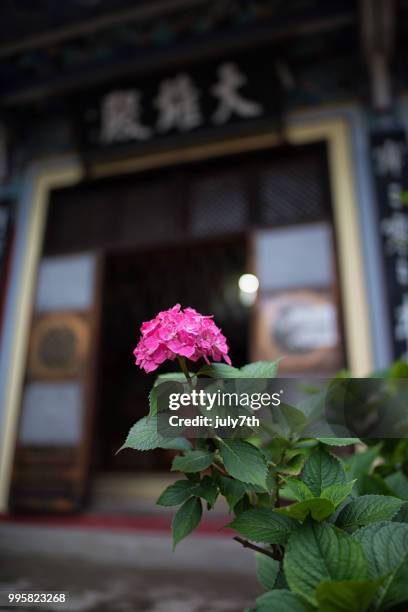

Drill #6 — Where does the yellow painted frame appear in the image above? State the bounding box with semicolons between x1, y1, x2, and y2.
0;117;372;512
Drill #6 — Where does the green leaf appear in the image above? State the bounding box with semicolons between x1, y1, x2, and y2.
150;375;194;417
284;522;367;604
255;553;280;591
172;497;202;550
388;440;408;465
354;521;408;609
119;416;191;452
219;475;246;512
317;437;361;446
255;589;313;611
154;372;191;385
336;495;403;529
389;358;408;378
286;446;312;460
278;481;355;522
344;443;382;483
241;481;269;494
148;386;158;417
270;404;308;440
296;391;326;421
301;447;346;496
275;452;307;476
283;478;314;501
394;502;408;523
265;471;277;496
217;439;267;489
196;476;218;508
198;363;241;378
233;494;251;517
321;480;356;507
358;473;395;496
228;508;297;544
219;475;274;508
385;471;408;500
239;360;280;378
157;476;218;508
171;450;214;473
276;498;335;522
156;480;199;506
316;579;385;612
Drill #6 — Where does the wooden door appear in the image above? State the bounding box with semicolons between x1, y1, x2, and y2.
10;253;101;513
95;237;249;472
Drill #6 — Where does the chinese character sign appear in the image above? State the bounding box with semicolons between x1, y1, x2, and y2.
371;130;408;360
77;55;278;151
154;74;202;133
211;63;263;125
98;62;263;144
100;91;152;143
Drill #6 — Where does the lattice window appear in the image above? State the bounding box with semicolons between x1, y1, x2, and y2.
189;172;248;237
45;144;329;253
256;154;327;227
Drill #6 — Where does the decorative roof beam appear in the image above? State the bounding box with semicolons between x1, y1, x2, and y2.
0;13;356;108
0;0;208;59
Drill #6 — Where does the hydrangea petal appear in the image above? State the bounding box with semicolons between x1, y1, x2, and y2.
133;305;231;373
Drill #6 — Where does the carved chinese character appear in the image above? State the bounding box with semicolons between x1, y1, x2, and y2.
395;294;408;358
211;62;263;124
154;74;202;132
381;212;408;255
396;257;408;286
388;182;404;209
100;90;151;143
373;139;406;178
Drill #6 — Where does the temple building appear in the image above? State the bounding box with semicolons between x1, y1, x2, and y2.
0;0;405;514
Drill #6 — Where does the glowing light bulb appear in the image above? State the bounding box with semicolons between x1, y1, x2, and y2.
238;273;259;294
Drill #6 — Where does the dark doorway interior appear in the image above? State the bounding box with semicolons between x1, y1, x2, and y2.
94;237;248;472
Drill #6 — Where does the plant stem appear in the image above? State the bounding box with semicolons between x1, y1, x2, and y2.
233;536;282;561
275;475;280;507
177;356;193;387
211;462;228;476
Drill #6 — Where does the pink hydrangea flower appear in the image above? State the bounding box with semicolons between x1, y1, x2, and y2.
133;304;231;373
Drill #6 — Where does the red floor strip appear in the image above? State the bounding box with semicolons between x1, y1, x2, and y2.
0;513;233;537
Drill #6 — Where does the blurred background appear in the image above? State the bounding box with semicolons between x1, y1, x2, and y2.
0;0;406;609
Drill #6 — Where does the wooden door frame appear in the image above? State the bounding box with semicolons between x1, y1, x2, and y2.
0;116;372;512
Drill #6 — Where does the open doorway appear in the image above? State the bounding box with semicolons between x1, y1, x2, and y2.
94;237;248;474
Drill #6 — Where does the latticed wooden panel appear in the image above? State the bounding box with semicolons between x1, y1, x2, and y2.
44;143;329;254
256;152;328;226
189;172;248;237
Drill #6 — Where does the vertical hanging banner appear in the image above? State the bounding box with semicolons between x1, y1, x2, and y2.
0;124;12;336
371;130;408;360
0;198;12;339
0;124;10;271
0;200;10;268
